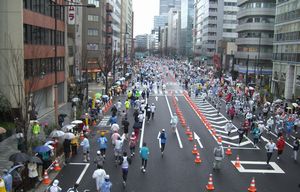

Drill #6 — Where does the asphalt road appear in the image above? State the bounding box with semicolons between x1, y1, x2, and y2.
54;67;300;192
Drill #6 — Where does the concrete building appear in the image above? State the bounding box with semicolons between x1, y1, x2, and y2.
272;0;300;99
167;8;181;55
135;34;149;50
160;0;181;15
0;0;67;115
81;0;106;81
154;15;168;30
180;0;194;57
193;0;225;64
160;25;169;56
235;0;275;85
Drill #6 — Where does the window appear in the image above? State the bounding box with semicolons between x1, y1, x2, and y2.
88;0;100;7
88;29;98;36
87;43;99;50
88;15;99;22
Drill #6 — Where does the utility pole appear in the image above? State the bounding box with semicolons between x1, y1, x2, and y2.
53;0;58;126
245;54;249;86
113;39;117;82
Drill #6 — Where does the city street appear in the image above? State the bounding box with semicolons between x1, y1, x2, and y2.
53;69;300;192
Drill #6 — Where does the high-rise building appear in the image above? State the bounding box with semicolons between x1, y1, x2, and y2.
154;15;168;30
160;0;181;15
81;0;106;81
167;8;181;55
235;0;275;84
180;0;194;57
135;34;148;50
193;0;225;64
0;0;67;114
272;0;300;99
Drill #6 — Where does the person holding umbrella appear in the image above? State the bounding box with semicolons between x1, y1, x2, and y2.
63;139;71;164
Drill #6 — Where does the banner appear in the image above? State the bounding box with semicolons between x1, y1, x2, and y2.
68;0;75;25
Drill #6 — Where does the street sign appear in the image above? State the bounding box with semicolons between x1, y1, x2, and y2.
68;0;75;25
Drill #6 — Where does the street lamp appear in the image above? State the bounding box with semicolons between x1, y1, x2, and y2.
49;0;95;126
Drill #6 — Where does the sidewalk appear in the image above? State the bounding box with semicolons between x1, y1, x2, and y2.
0;102;72;174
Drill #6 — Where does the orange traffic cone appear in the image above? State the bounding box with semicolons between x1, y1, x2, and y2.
53;160;61;171
192;144;198;154
225;145;232;156
185;127;192;135
248;177;257;192
194;152;202;164
235;155;241;168
217;135;222;143
206;174;215;191
42;171;51;185
188;133;193;141
212;129;217;136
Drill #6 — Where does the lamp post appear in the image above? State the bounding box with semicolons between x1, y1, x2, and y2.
49;0;95;125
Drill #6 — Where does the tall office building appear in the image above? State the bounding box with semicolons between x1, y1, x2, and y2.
180;0;194;57
135;34;149;50
167;8;181;55
272;0;300;99
160;0;181;15
154;15;168;30
235;0;275;84
194;0;224;64
0;0;67;113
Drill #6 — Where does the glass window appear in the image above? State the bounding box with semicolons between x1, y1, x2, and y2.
88;29;99;36
87;43;99;50
88;0;100;7
88;15;99;22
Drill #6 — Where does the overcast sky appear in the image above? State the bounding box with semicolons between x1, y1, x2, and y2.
132;0;159;37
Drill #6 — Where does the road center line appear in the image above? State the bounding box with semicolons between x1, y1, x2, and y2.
165;95;183;148
139;97;148;148
67;163;90;185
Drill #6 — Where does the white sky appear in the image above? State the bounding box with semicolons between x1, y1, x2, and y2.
132;0;159;37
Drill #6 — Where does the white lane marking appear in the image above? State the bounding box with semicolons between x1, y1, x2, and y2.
139;97;148;148
205;116;225;120
165;95;183;149
231;161;285;174
69;163;89;165
261;136;269;142
222;140;252;147
175;96;178;101
155;96;158;101
194;132;203;148
72;163;90;184
215;128;237;133
157;131;161;149
209;120;228;124
262;127;294;149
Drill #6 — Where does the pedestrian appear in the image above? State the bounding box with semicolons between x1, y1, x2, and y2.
122;117;130;139
276;136;285;160
32;122;40;138
150;103;156;120
94;150;105;167
114;136;124;165
66;183;79;192
2;169;12;192
27;161;38;189
251;125;260;147
159;129;167;157
92;165;107;192
109;114;117;126
170;113;178;132
228;106;235;120
292;137;300;162
138;111;144;125
145;104;151;122
111;104;118;116
119;152;132;187
63;139;71;164
129;132;137;157
125;99;130;113
224;120;234;136
111;130;120;146
46;179;62;192
70;134;79;156
80;134;90;162
216;101;221;115
100;175;112;192
267;116;274;134
133;121;141;141
97;132;108;158
213;143;225;170
265;139;277;164
140;142;150;173
237;126;245;145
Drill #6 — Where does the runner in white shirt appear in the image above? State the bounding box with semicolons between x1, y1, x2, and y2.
150;103;156;120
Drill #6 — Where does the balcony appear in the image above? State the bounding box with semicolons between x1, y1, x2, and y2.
106;15;112;23
236;37;273;46
235;51;273;60
237;8;275;19
236;23;274;32
106;26;112;34
106;3;113;12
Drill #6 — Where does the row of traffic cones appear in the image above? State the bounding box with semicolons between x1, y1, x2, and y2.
205;173;257;191
102;99;113;113
43;159;62;185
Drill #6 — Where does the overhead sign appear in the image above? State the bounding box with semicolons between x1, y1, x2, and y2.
68;0;75;25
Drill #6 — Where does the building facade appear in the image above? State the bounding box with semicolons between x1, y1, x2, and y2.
180;0;194;57
135;34;148;50
160;0;181;15
167;8;181;55
235;0;275;85
0;0;68;115
272;0;300;99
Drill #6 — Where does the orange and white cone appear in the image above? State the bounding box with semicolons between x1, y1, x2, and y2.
225;145;232;156
185;127;192;135
188;133;193;141
54;160;61;171
248;177;257;192
212;129;217;136
217;135;222;143
192;144;198;154
194;152;202;164
206;173;215;190
42;171;51;185
234;155;241;168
